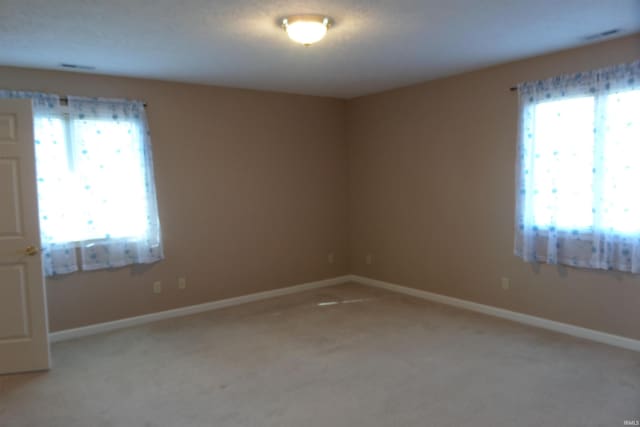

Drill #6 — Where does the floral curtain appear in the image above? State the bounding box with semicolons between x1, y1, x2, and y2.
515;60;640;273
67;96;163;272
0;91;163;276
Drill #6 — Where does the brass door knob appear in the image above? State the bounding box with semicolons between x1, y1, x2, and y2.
24;246;39;256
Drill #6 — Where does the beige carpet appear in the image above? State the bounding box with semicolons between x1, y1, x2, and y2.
1;283;639;427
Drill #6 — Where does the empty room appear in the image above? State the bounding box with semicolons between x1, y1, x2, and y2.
1;1;639;426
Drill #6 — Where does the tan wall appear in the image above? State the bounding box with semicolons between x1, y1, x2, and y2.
0;67;349;331
347;34;640;340
3;34;639;338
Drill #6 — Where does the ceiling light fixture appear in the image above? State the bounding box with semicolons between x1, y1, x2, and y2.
282;15;332;46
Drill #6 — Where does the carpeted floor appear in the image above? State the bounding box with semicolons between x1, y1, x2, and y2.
1;283;639;427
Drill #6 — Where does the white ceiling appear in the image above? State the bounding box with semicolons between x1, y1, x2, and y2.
1;0;639;98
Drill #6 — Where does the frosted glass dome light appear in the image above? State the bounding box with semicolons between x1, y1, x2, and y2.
282;15;332;46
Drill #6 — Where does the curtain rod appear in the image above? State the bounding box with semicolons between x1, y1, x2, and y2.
58;96;148;108
509;86;517;92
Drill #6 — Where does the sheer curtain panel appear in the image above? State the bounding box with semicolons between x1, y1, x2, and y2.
0;91;163;276
515;60;640;273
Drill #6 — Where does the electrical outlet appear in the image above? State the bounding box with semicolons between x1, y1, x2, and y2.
153;281;162;294
178;277;187;290
328;253;335;264
365;254;373;265
501;277;510;290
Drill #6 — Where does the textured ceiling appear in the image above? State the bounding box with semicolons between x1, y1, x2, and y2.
1;0;639;98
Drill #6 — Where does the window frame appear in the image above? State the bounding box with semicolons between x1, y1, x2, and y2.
521;87;640;238
34;106;153;246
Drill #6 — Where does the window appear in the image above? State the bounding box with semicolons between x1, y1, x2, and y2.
515;60;640;273
0;91;163;276
528;96;595;230
35;115;152;243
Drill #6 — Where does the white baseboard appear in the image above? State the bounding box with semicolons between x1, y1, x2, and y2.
49;275;351;343
349;274;640;353
50;273;640;353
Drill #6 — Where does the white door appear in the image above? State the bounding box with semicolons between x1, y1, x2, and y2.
0;99;50;374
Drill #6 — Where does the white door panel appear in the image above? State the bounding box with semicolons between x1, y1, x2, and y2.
0;99;50;374
0;158;23;236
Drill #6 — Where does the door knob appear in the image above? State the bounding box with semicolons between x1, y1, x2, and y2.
24;246;39;256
